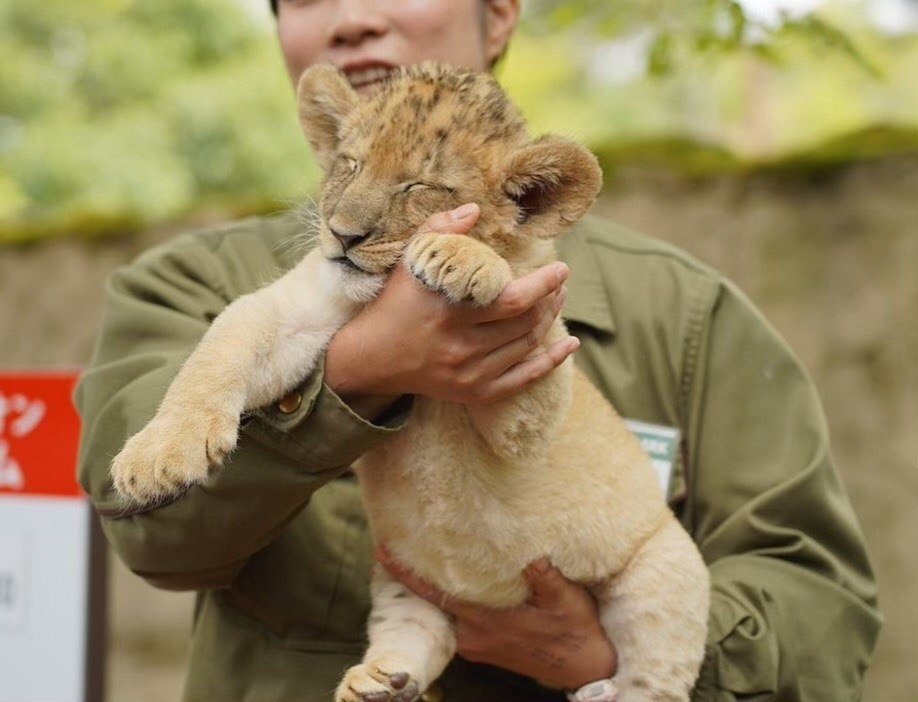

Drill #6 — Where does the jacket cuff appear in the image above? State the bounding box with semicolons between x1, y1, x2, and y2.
242;356;413;471
691;587;779;701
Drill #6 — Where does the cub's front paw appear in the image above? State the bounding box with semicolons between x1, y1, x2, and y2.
406;232;512;306
110;409;238;504
336;659;421;702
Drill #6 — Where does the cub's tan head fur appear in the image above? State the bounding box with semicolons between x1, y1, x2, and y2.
297;62;601;297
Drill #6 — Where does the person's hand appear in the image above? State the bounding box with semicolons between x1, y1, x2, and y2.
375;546;617;691
325;203;579;416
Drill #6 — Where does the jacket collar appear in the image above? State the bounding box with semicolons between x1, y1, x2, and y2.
556;220;616;335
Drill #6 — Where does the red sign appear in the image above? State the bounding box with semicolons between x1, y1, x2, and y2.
0;372;82;499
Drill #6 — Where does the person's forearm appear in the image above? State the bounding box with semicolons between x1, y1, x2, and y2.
81;355;409;590
690;556;881;701
77;243;412;590
685;280;881;699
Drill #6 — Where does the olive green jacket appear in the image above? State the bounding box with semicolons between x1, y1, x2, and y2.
75;212;881;702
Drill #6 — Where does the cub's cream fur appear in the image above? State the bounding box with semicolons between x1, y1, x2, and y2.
111;63;709;702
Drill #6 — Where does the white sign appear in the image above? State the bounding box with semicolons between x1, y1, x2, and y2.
0;498;91;702
0;372;102;702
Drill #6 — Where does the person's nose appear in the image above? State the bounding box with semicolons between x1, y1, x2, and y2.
330;0;389;48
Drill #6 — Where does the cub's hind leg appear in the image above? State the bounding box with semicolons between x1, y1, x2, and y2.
595;518;709;702
337;565;456;702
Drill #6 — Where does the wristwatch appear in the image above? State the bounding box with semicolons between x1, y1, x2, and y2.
565;677;618;702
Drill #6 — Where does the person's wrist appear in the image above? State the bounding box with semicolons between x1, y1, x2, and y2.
563;636;617;691
325;323;401;419
325;320;385;396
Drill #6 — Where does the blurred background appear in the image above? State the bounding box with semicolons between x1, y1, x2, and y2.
0;0;915;700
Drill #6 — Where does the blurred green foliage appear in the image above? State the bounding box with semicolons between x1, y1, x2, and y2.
1;0;916;243
528;0;881;76
503;1;918;171
0;0;316;242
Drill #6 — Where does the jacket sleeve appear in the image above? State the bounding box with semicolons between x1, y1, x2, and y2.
74;231;410;591
684;281;882;702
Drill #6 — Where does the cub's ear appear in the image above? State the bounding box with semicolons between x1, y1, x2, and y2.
503;136;603;238
296;64;359;172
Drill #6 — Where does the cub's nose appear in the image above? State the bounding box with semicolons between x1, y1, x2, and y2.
330;224;370;252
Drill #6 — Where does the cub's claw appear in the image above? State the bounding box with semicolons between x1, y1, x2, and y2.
406;233;512;307
336;662;421;702
110;410;238;504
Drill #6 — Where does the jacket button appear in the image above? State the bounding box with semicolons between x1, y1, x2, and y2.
276;391;302;414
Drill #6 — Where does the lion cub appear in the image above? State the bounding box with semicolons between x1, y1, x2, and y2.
111;64;709;702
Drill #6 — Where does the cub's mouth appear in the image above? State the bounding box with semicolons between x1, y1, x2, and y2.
331;255;366;272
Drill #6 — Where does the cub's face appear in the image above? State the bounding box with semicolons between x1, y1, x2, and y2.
297;63;602;300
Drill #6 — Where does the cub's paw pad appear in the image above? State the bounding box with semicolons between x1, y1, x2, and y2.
406;233;511;307
335;663;420;702
110;411;238;504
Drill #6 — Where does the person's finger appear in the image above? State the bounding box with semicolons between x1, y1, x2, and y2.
473;336;579;404
471;262;568;323
475;288;566;374
524;557;571;607
474;285;563;347
417;203;480;236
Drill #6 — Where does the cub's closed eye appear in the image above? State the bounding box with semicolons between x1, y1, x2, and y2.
402;182;429;193
340;156;360;174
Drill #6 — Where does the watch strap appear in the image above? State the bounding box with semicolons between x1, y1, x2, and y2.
565;677;618;702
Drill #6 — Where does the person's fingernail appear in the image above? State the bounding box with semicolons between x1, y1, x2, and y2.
451;203;478;221
529;557;551;574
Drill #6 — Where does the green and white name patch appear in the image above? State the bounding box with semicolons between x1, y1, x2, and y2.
624;419;681;498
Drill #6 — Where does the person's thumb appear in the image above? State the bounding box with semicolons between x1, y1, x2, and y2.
418;203;480;236
524;557;568;606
